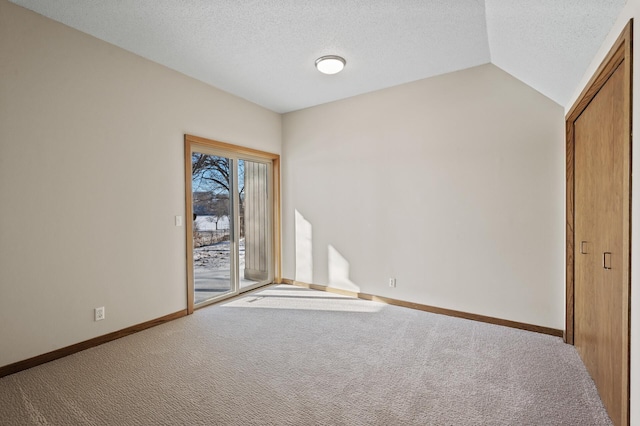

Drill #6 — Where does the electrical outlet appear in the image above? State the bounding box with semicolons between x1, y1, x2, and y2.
389;278;396;288
95;306;105;321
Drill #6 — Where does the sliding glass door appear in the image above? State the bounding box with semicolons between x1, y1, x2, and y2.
185;136;278;310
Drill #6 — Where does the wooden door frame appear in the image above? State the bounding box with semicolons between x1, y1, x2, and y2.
565;20;632;425
184;134;282;314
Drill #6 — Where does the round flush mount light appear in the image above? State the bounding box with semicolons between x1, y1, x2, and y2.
315;55;346;74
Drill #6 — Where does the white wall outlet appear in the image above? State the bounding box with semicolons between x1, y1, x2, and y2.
389;278;396;288
95;306;105;321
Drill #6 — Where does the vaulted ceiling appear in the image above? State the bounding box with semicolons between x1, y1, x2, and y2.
10;0;627;113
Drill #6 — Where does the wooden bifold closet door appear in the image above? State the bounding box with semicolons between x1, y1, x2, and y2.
566;21;632;426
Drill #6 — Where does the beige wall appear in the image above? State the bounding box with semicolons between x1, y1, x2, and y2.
282;64;565;329
566;5;639;424
0;1;281;367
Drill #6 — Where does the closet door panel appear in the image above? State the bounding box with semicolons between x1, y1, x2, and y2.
573;63;626;426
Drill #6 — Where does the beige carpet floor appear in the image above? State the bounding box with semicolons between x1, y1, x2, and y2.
0;284;611;425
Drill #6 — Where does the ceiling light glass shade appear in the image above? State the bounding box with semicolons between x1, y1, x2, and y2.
315;55;346;74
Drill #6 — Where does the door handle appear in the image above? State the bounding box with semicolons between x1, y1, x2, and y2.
580;241;588;254
603;252;612;270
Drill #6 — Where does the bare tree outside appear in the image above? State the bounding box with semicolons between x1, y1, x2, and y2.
192;153;245;237
192;153;232;195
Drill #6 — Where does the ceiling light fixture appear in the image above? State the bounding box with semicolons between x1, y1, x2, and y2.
315;55;346;75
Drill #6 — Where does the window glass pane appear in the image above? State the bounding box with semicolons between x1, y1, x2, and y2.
239;159;270;289
192;153;233;304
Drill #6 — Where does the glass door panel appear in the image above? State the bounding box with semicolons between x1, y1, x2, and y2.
238;159;271;290
191;152;235;304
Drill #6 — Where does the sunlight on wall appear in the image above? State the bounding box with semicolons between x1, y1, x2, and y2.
328;245;361;293
294;209;313;282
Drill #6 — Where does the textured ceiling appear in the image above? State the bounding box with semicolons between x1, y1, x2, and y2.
9;0;627;113
485;0;626;108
